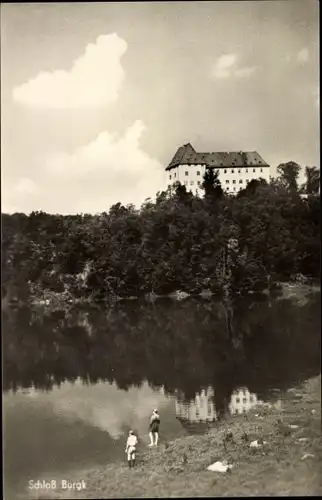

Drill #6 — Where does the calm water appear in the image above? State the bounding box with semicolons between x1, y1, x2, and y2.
3;292;321;499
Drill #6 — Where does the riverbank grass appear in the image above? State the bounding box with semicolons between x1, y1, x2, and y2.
29;375;321;498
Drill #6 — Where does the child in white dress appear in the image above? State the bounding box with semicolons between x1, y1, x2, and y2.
125;430;138;468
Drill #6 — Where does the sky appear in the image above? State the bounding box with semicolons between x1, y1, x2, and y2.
1;1;319;214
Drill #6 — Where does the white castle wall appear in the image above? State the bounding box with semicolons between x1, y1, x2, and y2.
167;164;270;195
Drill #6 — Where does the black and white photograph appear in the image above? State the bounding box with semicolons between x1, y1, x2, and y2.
1;1;321;498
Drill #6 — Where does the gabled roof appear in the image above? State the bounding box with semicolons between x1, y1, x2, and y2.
166;144;269;170
167;143;196;169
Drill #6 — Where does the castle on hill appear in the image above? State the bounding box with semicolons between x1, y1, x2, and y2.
166;143;270;195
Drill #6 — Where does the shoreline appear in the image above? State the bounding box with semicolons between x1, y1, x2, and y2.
25;375;321;498
4;280;319;311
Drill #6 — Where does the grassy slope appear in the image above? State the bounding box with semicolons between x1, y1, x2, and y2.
27;375;321;498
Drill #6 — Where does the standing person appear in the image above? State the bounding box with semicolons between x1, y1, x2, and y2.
148;409;160;446
125;430;138;468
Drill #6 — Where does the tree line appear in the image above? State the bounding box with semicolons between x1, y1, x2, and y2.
2;162;320;304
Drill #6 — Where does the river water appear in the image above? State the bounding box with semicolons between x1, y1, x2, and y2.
3;291;321;499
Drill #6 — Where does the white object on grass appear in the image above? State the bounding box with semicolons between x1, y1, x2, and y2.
207;461;233;473
250;440;267;448
301;453;315;460
288;424;299;429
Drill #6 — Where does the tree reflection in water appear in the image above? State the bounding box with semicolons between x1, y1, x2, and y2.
3;293;320;419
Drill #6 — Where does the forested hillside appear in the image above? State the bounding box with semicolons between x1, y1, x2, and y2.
2;164;320;304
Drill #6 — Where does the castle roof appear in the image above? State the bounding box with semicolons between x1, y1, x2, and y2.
166;144;269;170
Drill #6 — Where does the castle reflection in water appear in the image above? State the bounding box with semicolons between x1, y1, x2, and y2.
175;386;261;425
229;387;259;415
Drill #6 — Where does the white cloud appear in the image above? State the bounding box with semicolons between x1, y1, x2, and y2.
46;120;160;178
298;48;309;63
212;53;237;79
2;120;165;215
234;66;256;79
12;33;127;109
5;380;173;442
40;120;164;213
212;54;256;80
217;54;237;69
50;380;169;440
15;177;39;195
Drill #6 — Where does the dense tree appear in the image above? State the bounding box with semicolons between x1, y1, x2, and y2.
237;178;268;198
202;167;224;203
276;161;301;191
1;164;320;304
301;166;320;195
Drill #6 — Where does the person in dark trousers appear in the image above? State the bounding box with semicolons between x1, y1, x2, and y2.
148;409;160;446
125;430;138;468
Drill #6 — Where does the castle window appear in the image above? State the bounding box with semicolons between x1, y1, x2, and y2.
224;169;227;173
246;169;248;173
174;173;176;178
190;181;194;186
239;179;243;184
238;169;241;173
197;171;200;176
246;179;249;183
226;180;229;184
236;397;240;403
243;396;247;404
233;187;236;191
169;175;172;180
231;169;235;173
260;168;263;173
197;181;201;186
253;168;256;173
185;171;189;176
233;180;236;184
